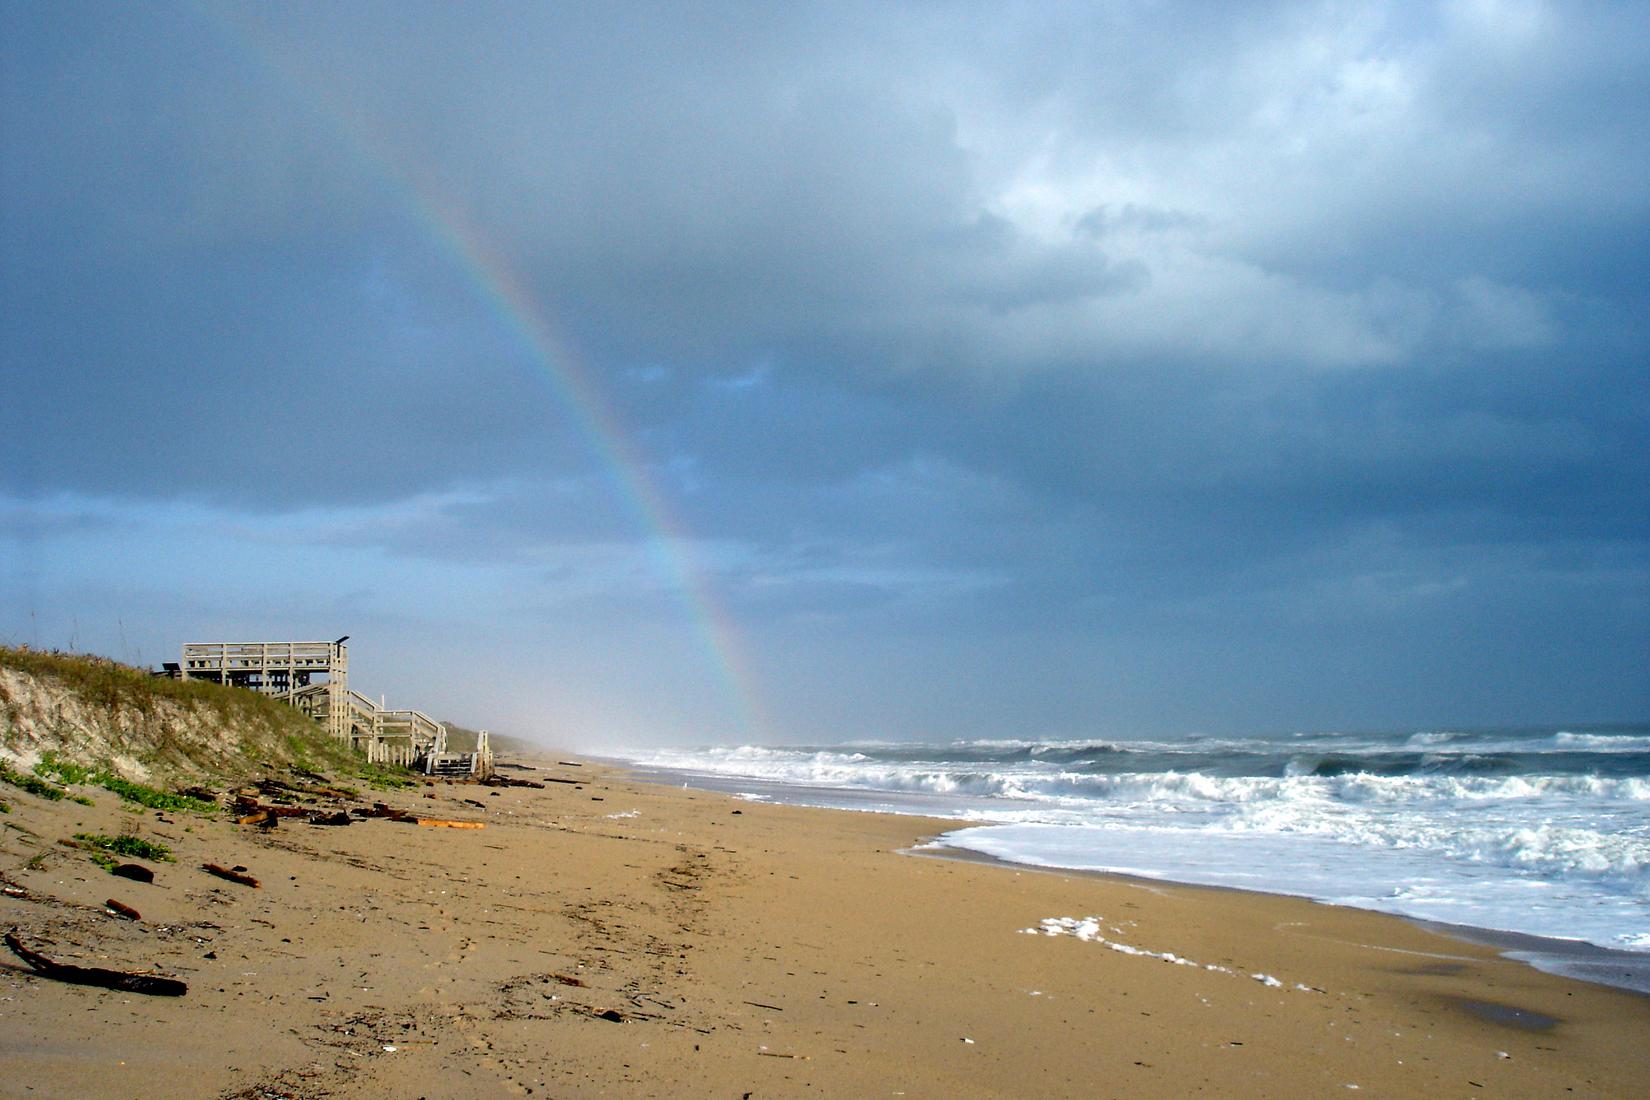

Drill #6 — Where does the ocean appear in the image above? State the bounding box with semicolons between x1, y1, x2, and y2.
618;725;1650;993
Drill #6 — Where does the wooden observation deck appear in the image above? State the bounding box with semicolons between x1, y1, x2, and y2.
180;640;350;737
176;639;490;777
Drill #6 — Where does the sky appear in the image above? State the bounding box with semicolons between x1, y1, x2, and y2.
3;1;1646;748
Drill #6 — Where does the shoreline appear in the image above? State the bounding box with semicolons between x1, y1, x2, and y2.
914;840;1650;999
3;751;1646;1097
615;758;1650;998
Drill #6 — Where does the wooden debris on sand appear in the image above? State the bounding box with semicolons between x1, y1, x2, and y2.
232;795;308;819
414;819;485;829
4;930;186;997
202;863;260;888
354;803;412;822
257;777;353;801
482;774;546;789
111;863;154;883
103;899;141;921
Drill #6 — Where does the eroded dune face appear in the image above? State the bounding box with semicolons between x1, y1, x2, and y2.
0;649;351;785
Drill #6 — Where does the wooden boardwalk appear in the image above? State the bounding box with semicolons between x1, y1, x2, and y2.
172;639;491;777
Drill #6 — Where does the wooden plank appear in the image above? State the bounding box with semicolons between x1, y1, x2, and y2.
202;863;260;887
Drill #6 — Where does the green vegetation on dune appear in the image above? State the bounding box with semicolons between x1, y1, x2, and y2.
0;759;68;800
74;832;173;864
33;753;218;813
356;762;418;790
33;754;99;785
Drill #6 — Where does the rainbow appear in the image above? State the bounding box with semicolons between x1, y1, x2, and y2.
195;6;769;739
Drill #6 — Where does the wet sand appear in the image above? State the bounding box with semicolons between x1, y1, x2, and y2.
2;754;1645;1097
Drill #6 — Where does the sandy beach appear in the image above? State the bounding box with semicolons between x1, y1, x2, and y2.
2;753;1645;1098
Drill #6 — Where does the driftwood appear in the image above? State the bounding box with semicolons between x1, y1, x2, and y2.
257;778;351;801
234;796;309;818
111;863;154;884
414;819;485;829
104;899;141;921
201;863;260;888
255;779;305;800
4;930;186;997
307;811;352;827
306;785;354;800
354;804;413;821
482;775;547;789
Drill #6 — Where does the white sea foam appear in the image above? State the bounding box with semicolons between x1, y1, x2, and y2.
622;727;1650;957
1553;731;1650;752
1026;917;1315;990
633;745;1650;808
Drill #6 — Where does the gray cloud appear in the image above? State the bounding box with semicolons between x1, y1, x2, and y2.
4;1;1645;735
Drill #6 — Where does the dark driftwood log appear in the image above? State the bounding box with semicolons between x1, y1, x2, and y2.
201;863;260;888
111;863;154;884
4;930;186;997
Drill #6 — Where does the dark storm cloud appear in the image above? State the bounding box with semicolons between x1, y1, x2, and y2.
4;1;1647;732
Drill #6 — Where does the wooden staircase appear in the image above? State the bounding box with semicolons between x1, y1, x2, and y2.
425;753;480;778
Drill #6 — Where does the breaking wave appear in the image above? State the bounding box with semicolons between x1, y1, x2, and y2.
623;724;1650;955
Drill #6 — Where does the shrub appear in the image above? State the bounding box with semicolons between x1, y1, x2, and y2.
73;832;173;862
92;775;216;813
0;761;66;801
357;763;418;790
33;753;97;785
33;752;217;813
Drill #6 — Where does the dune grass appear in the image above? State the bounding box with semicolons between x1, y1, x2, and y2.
73;832;174;864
